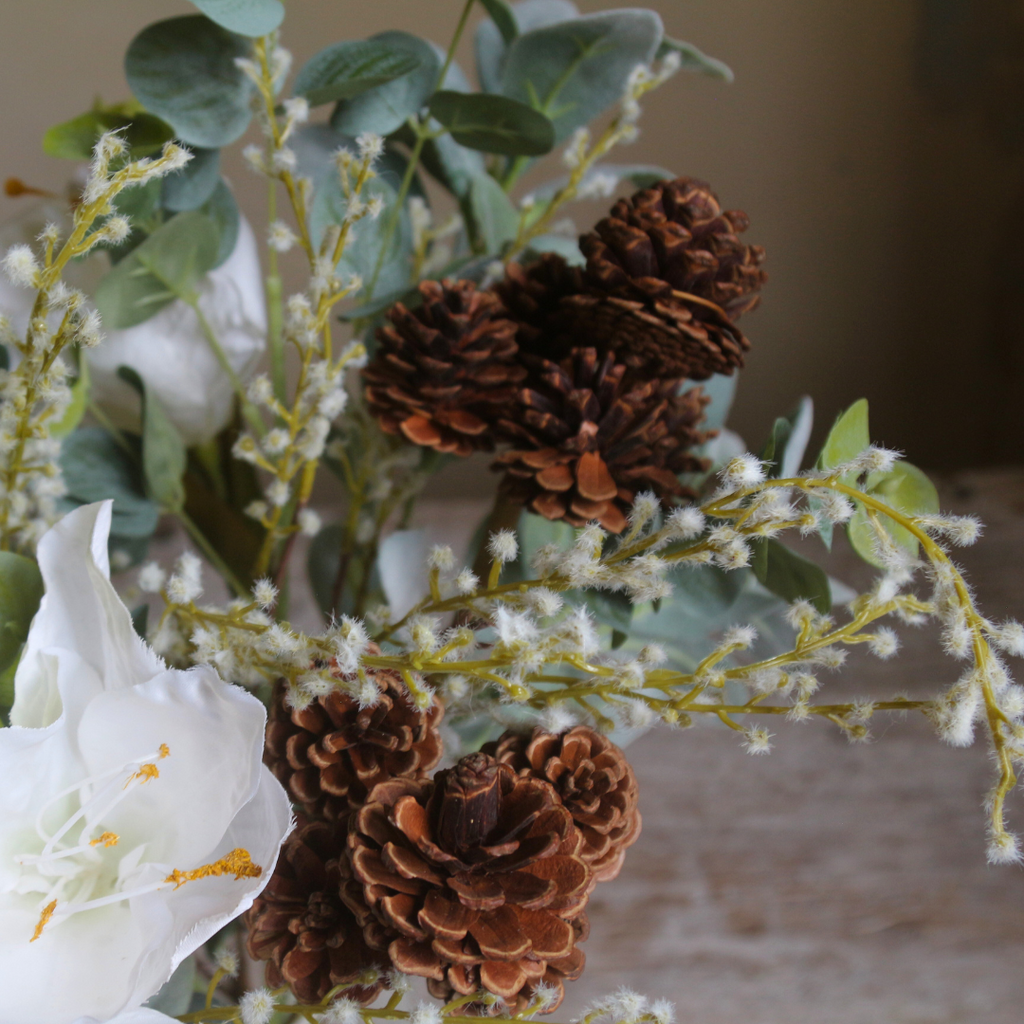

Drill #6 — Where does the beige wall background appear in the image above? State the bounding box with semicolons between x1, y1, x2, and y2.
0;0;1020;470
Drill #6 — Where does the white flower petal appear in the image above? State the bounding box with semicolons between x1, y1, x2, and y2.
88;216;267;445
12;502;163;729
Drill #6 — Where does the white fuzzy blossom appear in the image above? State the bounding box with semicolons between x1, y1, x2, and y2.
240;989;275;1024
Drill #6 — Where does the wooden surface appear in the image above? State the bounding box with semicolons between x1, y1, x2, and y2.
136;469;1024;1022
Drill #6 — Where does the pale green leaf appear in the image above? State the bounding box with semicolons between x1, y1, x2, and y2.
751;537;831;613
161;146;221;212
295;40;423;107
478;0;518;45
188;0;283;36
429;91;554;156
0;552;44;681
657;36;734;82
468;173;519;253
817;397;870;471
43;108;174;161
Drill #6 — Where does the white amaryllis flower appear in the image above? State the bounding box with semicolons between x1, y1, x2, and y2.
0;501;291;1024
88;216;267;446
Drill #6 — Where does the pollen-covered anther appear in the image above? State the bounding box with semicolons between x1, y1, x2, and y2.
30;899;56;943
89;832;119;848
163;848;262;890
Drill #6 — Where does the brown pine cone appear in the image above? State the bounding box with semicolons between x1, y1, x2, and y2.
244;819;387;1004
343;753;593;1011
264;656;444;822
364;279;526;456
484;727;641;883
570;176;767;379
492;347;710;533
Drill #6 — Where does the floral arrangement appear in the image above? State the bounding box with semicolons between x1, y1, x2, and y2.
0;2;1020;1023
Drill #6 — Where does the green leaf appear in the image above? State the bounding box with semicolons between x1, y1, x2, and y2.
428;91;554;156
475;0;579;94
144;955;197;1015
847;461;940;568
523;234;583;265
125;15;255;148
59;428;160;538
478;0;518;45
161;146;221;212
43;107;175;161
330;32;440;137
817;397;869;471
188;0;283;36
117;368;187;512
468;173;519;253
197;179;240;268
750;538;831;614
95;210;220;329
130;603;150;640
50;356;90;440
500;10;663;142
691;372;738;433
656;37;734;82
760;396;813;479
0;552;44;681
295;40;423;107
307;524;382;620
530;162;674;203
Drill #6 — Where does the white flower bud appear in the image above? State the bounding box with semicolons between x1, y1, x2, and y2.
240;987;274;1024
138;561;166;594
487;529;518;564
297;508;321;537
2;244;38;288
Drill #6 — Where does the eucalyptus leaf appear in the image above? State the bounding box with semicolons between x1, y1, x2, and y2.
130;603;150;640
428;91;554;156
330;32;440;137
529;162;675;203
295;40;423;107
500;10;663;142
95;210;220;329
479;0;518;45
817;397;870;471
198;179;240;268
43;108;175;161
59;428;159;538
117;368;187;512
690;372;738;433
0;552;44;681
468;173;519;253
161;146;221;212
475;0;580;94
751;537;831;613
144;954;197;1015
125;16;255;148
522;234;584;265
378;529;429;620
656;36;734;82
760;396;813;478
847;461;940;568
188;0;284;37
418;132;487;199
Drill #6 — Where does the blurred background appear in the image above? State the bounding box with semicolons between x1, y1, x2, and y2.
2;0;1022;471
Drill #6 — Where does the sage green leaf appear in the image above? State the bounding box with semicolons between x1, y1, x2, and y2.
308;523;383;620
144;955;197;1015
656;36;734;82
43;108;175;161
188;0;283;37
59;428;159;538
161;146;221;211
125;16;255;148
751;537;831;614
95;210;220;329
198;179;240;268
847;461;940;568
691;372;737;433
523;234;583;265
500;10;663;142
760;396;813;479
530;162;675;203
130;603;150;640
428;91;554;156
478;0;518;45
117;367;187;512
295;40;423;107
468;173;519;253
50;356;90;440
330;32;440;137
0;552;44;681
475;0;579;94
817;397;870;471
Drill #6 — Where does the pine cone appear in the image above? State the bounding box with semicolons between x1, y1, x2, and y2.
244;819;387;1004
364;279;526;456
484;727;641;883
493;347;710;533
343;753;592;1011
570;176;767;379
264;656;444;822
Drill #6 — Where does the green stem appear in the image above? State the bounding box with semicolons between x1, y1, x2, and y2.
266;179;287;407
175;507;249;599
186;298;266;438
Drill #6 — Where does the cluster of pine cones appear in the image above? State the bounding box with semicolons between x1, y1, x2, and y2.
363;176;766;533
245;658;641;1012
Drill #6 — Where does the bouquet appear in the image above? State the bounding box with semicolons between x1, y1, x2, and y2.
0;1;1019;1022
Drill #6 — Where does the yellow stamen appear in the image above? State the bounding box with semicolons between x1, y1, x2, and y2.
124;763;159;788
89;832;119;848
30;900;56;942
158;744;170;759
163;848;262;890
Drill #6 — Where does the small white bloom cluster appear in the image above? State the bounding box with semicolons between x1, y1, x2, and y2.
582;988;675;1024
